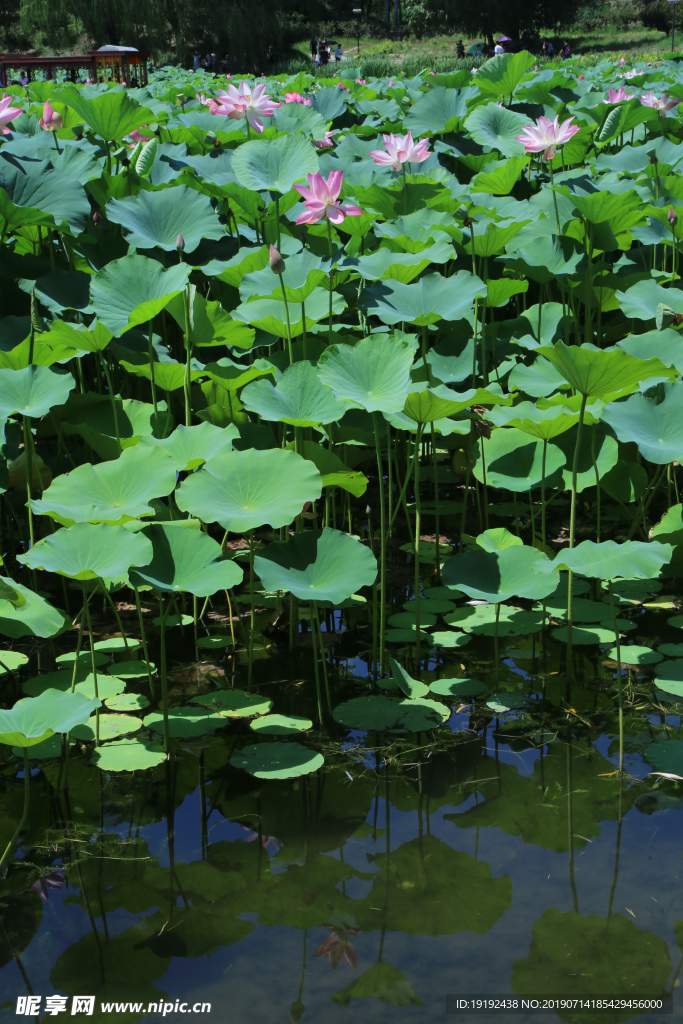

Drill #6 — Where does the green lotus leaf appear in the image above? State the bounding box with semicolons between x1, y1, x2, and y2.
344;241;453;284
255;527;377;604
474;50;535;95
104;693;150;712
119;360;194;393
231;134;318;193
294;440;368;497
608;645;661;666
105;660;155;679
388;657;430;698
242;361;346;427
0;365;74;419
445;605;543;636
616;278;681;321
240;247;325;303
175;448;322;532
403;85;473;134
58;86;158;139
106;186;224;253
602;382;683;464
144;705;228;737
138;421;239;471
230;740;324;779
90;255;191;337
0;689;100;748
551;625;616;645
190;689;272;717
0;650;28;674
0;153;91;234
18;523;153;580
165;286;255;349
23;670;125;700
232;287;345;337
0;575;69;639
54;392;171;460
47;319;114;354
332;963;422;1008
464;104;528;157
90;736;166;771
30;446;177;526
472;156;530;196
501;235;586;284
487;397;601;441
361;271;485;327
249;714;312;735
553;425;618;494
473;427;565;492
128;523;243;597
428;676;486;698
535;540;673;580
332;694;449;732
536;342;674;399
651;659;683;697
442;530;557;603
71;712;142;742
317;334;414;414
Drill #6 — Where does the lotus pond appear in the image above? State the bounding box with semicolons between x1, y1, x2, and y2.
4;51;683;1022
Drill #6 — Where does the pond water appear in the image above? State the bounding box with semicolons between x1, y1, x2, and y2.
2;548;683;1024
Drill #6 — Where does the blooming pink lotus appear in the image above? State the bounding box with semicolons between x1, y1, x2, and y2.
0;94;22;134
515;114;580;161
293;171;362;225
314;927;360;969
370;130;430;171
240;824;282;854
356;78;367;84
285;92;312;105
211;81;281;132
30;871;65;900
640;91;680;113
336;81;347;89
129;128;150;143
313;130;336;149
39;101;62;131
604;87;634;104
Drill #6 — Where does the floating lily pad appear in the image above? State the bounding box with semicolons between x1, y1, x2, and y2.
71;713;142;742
388;611;437;629
190;689;272;718
540;597;615;623
23;670;125;700
249;714;313;735
607;646;662;666
90;736;166;772
55;650;109;669
403;598;454;614
386;628;434;644
657;643;683;658
195;635;231;650
106;660;155;679
230;741;324;779
332;694;449;732
430;631;472;648
93;637;142;654
668;615;683;629
0;651;29;674
151;612;194;627
643;738;683;775
429;677;486;698
552;626;616;646
104;693;150;712
653;660;683;696
444;605;543;636
486;692;529;713
144;706;228;737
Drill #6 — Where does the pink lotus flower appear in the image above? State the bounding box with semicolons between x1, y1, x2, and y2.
30;871;65;900
640;91;680;113
85;78;91;84
336;81;347;89
604;87;634;104
515;114;580;161
619;57;626;65
129;127;150;143
314;927;359;969
39;101;62;132
356;78;367;84
285;92;312;105
198;93;211;106
578;75;584;80
211;81;281;132
240;824;282;854
313;130;336;149
0;93;22;134
370;130;430;170
293;171;362;225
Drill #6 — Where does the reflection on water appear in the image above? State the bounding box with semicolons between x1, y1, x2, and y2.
2;624;683;1024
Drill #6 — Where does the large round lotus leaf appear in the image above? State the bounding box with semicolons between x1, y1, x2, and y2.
536;341;673;400
231;134;318;193
429;677;486;698
229;740;324;779
652;659;683;696
242;361;346;427
607;645;662;666
143;706;229;737
442;537;557;603
30;446;177;526
403;85;470;134
90;736;166;772
388;627;436;645
249;714;312;735
332;695;449;732
57;85;156;140
361;271;486;327
71;713;142;742
138;422;239;471
388;611;437;628
104;693;150;712
128;523;243;597
255;528;377;604
403;597;454;614
0;575;69;639
464;103;528;157
93;637;142;653
331;962;421;1009
602;383;683;464
388;657;430;698
474;428;565;492
106;185;224;253
0;365;75;418
18;523;153;580
537;540;673;581
445;604;543;636
0;651;28;675
195;635;230;651
540;596;614;623
0;150;91;234
552;625;615;645
0;689;100;748
105;659;155;678
190;689;272;718
175;448;322;532
511;908;672;1004
55;650;109;668
23;670;125;701
90;254;190;337
317;335;414;414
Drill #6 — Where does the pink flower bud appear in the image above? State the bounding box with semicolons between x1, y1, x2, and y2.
269;244;285;274
93;211;103;227
669;208;678;226
176;234;185;251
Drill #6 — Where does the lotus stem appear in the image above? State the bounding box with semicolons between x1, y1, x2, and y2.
248;529;256;688
326;218;334;344
372;412;387;675
412;423;424;663
100;356;121;448
402;163;407;215
0;750;30;873
148;322;159;423
309;602;324;724
274;195;281;251
541;438;547;552
23;416;34;550
99;580;129;649
279;277;294;366
158;596;171;752
134;586;156;699
312;601;332;715
84;591;100;746
608;581;624;775
183;283;192;427
566;392;588;684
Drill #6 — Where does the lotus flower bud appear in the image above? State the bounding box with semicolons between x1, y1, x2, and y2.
649;152;659;165
669;207;678;226
269;244;285;274
656;303;676;330
93;211;103;227
176;234;185;252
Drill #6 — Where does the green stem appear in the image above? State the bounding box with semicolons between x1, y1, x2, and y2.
608;581;624;776
372;412;387;676
158;596;171;752
101;357;121;448
279;277;294;366
134;587;156;699
326;219;334;343
312;601;332;715
402;163;407;215
84;589;100;746
413;423;424;663
566;392;588;684
183;284;192;427
0;750;30;872
274;195;281;250
248;529;255;688
148;322;159;423
23;417;34;548
549;161;561;235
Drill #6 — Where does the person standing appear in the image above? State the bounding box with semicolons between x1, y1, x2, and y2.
456;39;465;58
310;37;317;61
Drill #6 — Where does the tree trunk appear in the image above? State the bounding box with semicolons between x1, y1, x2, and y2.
393;0;400;27
385;0;390;27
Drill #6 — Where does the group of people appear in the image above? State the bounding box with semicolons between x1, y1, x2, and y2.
541;39;573;59
454;36;573;61
310;37;343;65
